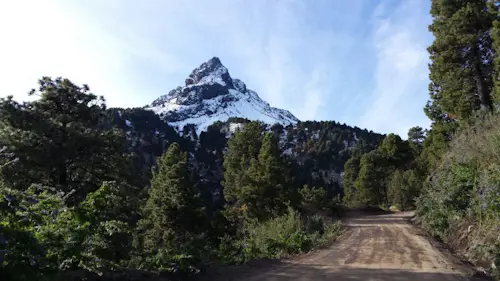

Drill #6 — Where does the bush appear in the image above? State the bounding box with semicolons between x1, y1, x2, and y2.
216;208;344;263
0;181;142;280
323;221;344;241
306;215;325;234
215;235;246;265
299;186;329;214
245;208;307;259
416;114;500;276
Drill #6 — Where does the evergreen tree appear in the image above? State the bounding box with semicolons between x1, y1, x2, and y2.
377;133;413;168
345;134;417;208
254;133;290;219
341;156;361;207
491;0;500;104
388;170;421;211
419;125;452;173
0;77;132;202
138;143;205;255
427;0;495;121
222;122;262;222
299;185;329;214
354;151;388;206
407;126;426;155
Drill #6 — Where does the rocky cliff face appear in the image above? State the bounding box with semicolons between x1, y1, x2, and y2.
147;57;299;134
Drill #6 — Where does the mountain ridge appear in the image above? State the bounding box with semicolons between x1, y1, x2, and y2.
146;57;299;134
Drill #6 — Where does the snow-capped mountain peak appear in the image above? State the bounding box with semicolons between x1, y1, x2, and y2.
185;57;231;87
147;57;299;134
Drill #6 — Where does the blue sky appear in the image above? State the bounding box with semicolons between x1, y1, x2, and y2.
0;0;433;137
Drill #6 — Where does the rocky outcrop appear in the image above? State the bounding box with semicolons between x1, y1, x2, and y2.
147;57;299;134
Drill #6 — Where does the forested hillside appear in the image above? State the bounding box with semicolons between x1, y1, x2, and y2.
0;76;382;280
3;0;500;280
101;108;383;208
342;0;500;278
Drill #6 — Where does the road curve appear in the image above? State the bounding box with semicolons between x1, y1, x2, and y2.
212;212;484;281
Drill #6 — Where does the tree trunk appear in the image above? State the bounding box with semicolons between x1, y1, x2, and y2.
472;45;493;111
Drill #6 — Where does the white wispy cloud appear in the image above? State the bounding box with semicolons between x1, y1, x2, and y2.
0;0;432;136
357;0;432;137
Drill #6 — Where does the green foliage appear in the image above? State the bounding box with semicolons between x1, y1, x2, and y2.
0;181;139;280
378;134;414;167
427;0;495;121
215;235;247;265
492;0;500;106
411;3;500;276
245;208;310;259
281;121;384;195
419;122;456;172
136;142;206;273
222;122;262;222
103;107;193;188
342;156;361;207
353;151;388;206
0;77;133;203
416;114;500;276
42;182;138;272
1;77;367;280
306;214;325;234
299;185;329;214
407;126;426;155
388;170;421;211
216;208;344;263
254;133;291;217
0;185;53;281
343;133;418;208
223;124;292;222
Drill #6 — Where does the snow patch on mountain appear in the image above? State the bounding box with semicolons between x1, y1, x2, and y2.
229;123;244;133
146;57;299;134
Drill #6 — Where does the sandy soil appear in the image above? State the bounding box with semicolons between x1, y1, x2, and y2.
208;212;487;281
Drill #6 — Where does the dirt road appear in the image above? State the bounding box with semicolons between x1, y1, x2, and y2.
211;212;485;281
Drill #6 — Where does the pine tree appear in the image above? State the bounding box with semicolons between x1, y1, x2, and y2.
299;185;328;214
419;124;453;173
388;170;421;211
427;0;495;121
490;0;500;104
222;123;295;222
354;151;388;206
407;127;426;155
222;122;262;222
139;143;205;253
0;77;132;202
377;133;413;169
254;132;289;219
341;156;361;207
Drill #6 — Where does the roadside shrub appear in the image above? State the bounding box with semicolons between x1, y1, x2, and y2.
216;208;344;263
306;214;325;234
322;221;344;241
299;185;329;214
245;208;306;259
215;235;246;265
416;114;500;275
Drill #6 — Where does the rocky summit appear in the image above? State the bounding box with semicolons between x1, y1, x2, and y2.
147;57;299;134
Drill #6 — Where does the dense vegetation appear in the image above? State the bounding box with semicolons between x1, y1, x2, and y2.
0;78;373;280
342;0;500;277
3;0;500;279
